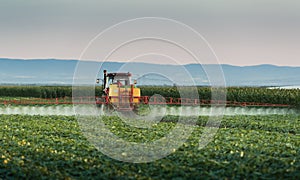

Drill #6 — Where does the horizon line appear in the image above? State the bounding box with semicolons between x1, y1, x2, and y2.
0;57;299;68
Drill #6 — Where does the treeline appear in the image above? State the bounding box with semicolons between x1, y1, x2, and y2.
140;86;300;107
0;86;299;107
0;86;102;98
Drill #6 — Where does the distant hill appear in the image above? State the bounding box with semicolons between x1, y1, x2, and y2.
0;58;300;87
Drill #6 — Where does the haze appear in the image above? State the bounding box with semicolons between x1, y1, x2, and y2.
0;0;299;66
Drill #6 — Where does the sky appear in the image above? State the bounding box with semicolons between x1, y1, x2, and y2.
0;0;299;66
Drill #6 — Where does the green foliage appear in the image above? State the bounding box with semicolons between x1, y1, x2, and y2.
226;87;300;107
0;86;102;98
0;114;299;179
140;86;300;107
0;86;300;107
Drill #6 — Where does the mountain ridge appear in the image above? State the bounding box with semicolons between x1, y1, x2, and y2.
1;58;300;86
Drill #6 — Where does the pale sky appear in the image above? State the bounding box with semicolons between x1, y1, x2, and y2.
0;0;299;66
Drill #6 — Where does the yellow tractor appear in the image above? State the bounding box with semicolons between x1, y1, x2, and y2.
97;70;141;111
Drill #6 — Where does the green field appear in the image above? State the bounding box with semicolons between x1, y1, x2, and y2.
0;86;299;179
0;86;299;107
0;114;299;179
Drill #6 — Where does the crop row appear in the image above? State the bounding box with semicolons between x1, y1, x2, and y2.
141;86;300;107
0;86;102;98
0;86;299;107
0;114;299;179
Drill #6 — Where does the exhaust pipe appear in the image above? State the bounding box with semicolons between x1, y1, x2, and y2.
103;70;107;94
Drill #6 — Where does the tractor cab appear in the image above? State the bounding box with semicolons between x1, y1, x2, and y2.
102;70;133;94
104;72;131;89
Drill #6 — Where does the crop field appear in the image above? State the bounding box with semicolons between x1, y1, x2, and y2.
0;85;299;179
0;114;299;179
0;86;300;107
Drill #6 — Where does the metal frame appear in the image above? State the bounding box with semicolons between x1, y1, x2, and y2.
1;96;291;108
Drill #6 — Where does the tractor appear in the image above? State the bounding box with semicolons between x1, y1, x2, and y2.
97;70;141;111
